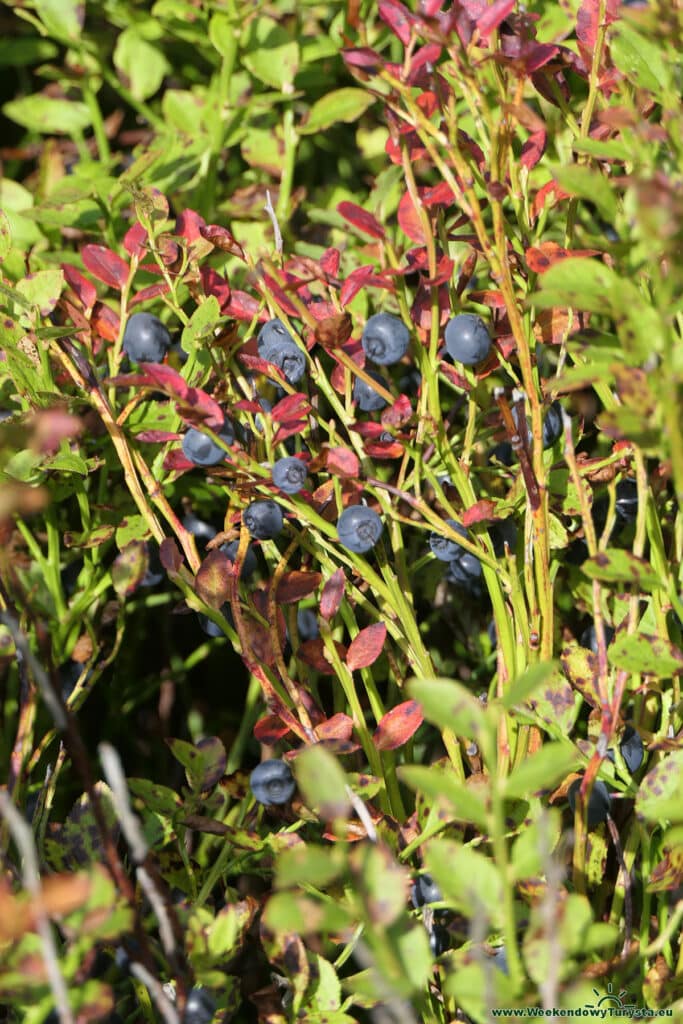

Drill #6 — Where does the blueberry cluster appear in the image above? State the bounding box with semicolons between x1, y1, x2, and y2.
257;318;307;385
430;519;484;596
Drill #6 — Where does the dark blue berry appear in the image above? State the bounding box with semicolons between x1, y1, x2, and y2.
361;312;410;365
337;505;383;554
607;725;644;774
219;540;258;580
250;759;296;805
59;660;82;702
490;519;517;558
257;319;306;384
198;603;234;638
122;312;172;363
411;873;442;908
353;370;388;412
444;314;492;366
182;422;234;467
445;552;483;596
243;500;283;540
429;519;467;562
272;456;308;494
567;777;611;828
140;542;165;587
296;608;319;641
488;441;514;467
183;987;217;1024
542;401;564;448
429;924;450;956
580;624;615;653
182;514;217;549
615;478;638;522
257;318;294;352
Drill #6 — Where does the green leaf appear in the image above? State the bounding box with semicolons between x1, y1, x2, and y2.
444;961;518;1022
525;667;581;736
0;37;58;67
609;21;671;96
242;17;299;91
547;163;616;222
425;840;504;928
504;742;579;800
181;296;221;357
0;209;11;261
349;843;409;927
499;661;557;711
398;764;489;831
636;751;683;824
301;88;376;135
534;257;622;315
511;809;562;881
608;633;683;677
264;891;352;935
161;89;205;136
408;677;490;745
309;955;342;1012
34;0;83;41
294;745;351;820
275;844;346;890
16;268;63;317
113;28;170;101
209;13;237;58
115;514;149;549
581;549;663;593
128;778;182;816
572;137;632;162
2;95;91;135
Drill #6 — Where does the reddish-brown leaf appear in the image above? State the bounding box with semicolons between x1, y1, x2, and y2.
271;392;311;425
200;224;245;259
337;201;386;240
91;302;120;341
520;129;546;169
61;264;97;311
123;222;148;259
397;191;425;244
128;282;171;307
319;247;341;276
174;208;206;242
477;0;514;37
326;447;360;479
526;242;601;274
254;714;291;744
136;363;225;429
463;500;497;527
275;571;322;604
379;0;418;44
297;637;347;673
134;429;181;443
81;244;129;290
195;550;232;609
159;538;183;573
381;394;412;428
342;47;382;70
223;289;262;321
315;713;355;742
346;623;387;671
340;266;389;308
320;568;345;620
199;266;231;311
373;700;423;751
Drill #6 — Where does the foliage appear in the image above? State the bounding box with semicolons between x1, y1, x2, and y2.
1;0;682;1021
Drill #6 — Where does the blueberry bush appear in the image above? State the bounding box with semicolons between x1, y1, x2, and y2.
1;0;682;1022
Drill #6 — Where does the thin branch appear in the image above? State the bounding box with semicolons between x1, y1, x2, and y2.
264;189;283;255
0;610;67;731
129;962;180;1024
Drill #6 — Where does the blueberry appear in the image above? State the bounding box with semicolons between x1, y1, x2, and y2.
615;478;638;522
140;542;165;587
243;500;283;540
567;777;611;828
490;519;517;558
429;519;468;562
198;603;234;638
296;608;319;641
59;660;83;702
411;873;442;908
444;314;492;366
122;312;172;363
361;312;410;365
182;514;217;549
353;370;388;412
250;759;296;805
337;505;383;554
272;456;308;495
184;987;217;1024
607;725;644;774
429;924;450;957
542;400;564;448
579;624;615;653
445;552;483;596
257;319;306;385
488;441;514;467
219;540;258;580
491;946;509;975
182;422;234;467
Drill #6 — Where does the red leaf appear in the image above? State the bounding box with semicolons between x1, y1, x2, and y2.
274;571;322;604
200;266;231;311
576;0;619;66
315;713;355;742
462;500;497;527
531;180;572;223
254;714;291;744
135;363;226;429
128;282;171;307
525;242;601;274
477;0;514;37
91;302;120;341
346;623;387;671
260;274;301;318
273;422;308;445
297;638;347;674
320;248;341;276
195;549;232;609
271;393;311;425
337;202;386;240
320;568;345;620
379;0;418;44
159;537;183;573
364;438;404;459
200;224;245;260
175;208;206;242
223;290;262;321
163;449;194;472
520;129;546;169
134;430;182;443
81;244;129;290
326;447;360;479
340;266;389;308
420;182;455;208
123;222;148;259
342;47;382;70
397;191;425;244
373;700;423;751
61;264;97;311
381;394;412;428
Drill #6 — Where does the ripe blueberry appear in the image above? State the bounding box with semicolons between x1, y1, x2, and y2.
361;312;410;365
257;318;294;352
567;777;611;828
140;542;165;588
607;725;644;774
542;400;564;448
353;370;388;412
411;873;442;908
429;519;467;562
445;552;483;596
198;603;234;638
122;312;172;363
257;319;306;384
182;422;234;467
219;540;258;580
296;608;319;641
337;505;383;554
615;478;638;522
444;314;492;366
182;514;217;549
488;441;514;467
429;924;450;957
272;456;308;494
243;500;283;540
490;519;517;558
183;987;217;1024
579;623;615;653
250;758;296;805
